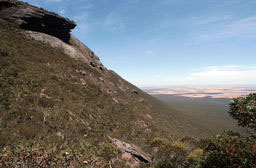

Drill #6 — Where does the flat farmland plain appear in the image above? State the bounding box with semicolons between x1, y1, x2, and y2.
145;86;256;98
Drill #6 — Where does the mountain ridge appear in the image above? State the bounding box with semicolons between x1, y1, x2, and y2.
1;0;244;149
0;0;181;150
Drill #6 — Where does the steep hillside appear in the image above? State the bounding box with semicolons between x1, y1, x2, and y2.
2;1;255;167
0;0;199;155
0;19;152;147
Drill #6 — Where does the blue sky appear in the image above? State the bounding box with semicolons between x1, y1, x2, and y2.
21;0;256;87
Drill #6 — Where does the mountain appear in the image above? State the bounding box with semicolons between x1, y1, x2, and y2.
0;0;193;154
1;1;254;167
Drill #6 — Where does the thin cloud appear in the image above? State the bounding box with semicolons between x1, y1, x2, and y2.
103;11;125;32
149;15;231;35
166;65;256;85
196;16;256;41
78;4;94;10
126;0;141;4
204;65;242;71
59;9;65;15
145;50;154;55
132;65;256;87
72;12;90;35
46;0;62;2
190;15;231;25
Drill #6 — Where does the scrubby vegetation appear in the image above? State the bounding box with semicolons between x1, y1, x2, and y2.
0;17;197;167
0;141;126;167
150;94;256;168
151;138;189;168
150;132;255;167
197;131;256;168
0;18;176;151
0;7;256;167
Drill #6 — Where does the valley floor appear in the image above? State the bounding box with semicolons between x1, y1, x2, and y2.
153;94;248;137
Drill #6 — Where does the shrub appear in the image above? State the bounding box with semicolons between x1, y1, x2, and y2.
171;141;187;151
152;137;170;147
152;138;189;168
187;149;204;160
197;131;256;168
229;93;256;135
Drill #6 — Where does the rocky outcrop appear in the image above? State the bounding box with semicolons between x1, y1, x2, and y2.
25;30;106;70
70;34;105;70
0;0;106;74
0;0;76;43
109;137;152;166
0;0;15;10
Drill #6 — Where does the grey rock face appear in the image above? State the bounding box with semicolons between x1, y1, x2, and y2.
25;30;106;70
109;137;152;164
0;0;76;43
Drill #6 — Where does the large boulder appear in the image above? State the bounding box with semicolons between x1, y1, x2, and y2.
109;137;152;166
0;0;76;43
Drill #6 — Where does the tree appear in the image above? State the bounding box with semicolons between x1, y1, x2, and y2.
229;93;256;136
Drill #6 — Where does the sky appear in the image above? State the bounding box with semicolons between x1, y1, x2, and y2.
21;0;256;88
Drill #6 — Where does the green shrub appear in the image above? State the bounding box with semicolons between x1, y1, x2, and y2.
197;131;256;168
187;148;204;160
171;141;188;151
152;138;189;168
152;137;170;147
229;93;256;135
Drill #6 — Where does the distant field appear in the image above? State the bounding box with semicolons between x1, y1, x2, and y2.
154;94;248;137
146;86;256;98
